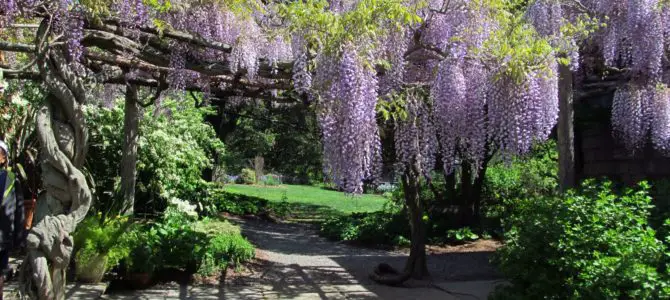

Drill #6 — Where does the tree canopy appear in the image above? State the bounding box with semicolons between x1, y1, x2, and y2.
1;0;670;192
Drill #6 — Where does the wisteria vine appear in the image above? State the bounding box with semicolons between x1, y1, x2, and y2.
4;0;670;194
314;46;381;193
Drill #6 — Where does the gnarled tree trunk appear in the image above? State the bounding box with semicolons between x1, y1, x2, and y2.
19;20;92;300
370;150;429;286
402;159;429;279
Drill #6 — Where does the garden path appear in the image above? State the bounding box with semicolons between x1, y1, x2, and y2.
101;216;504;299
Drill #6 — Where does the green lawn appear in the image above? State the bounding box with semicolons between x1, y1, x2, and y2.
223;184;387;217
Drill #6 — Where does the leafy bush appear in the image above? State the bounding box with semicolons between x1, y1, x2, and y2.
210;189;267;215
483;140;558;233
320;200;409;246
121;205;255;277
123;228;158;274
73;214;134;281
197;233;255;276
239;168;256;184
650;178;670;232
260;174;282;186
492;180;670;299
446;227;479;244
85;98;224;216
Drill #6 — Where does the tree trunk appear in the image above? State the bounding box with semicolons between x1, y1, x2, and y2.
558;63;575;192
459;164;475;227
444;170;456;204
471;161;488;227
457;158;489;228
401;160;429;279
20;21;92;300
120;85;140;216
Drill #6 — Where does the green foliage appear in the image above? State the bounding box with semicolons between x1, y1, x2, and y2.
149;207;203;270
484;140;558;232
0;81;42;187
138;100;224;208
239;168;256;185
272;191;291;217
197;232;255;276
73;214;134;277
446;227;479;243
207;188;292;218
85;103;125;216
123;227;158;273
320;211;409;246
279;0;422;56
650;178;670;231
223;116;276;174
85;98;224;216
376;88;427;123
492;180;670;299
260;174;282;186
213;189;266;215
320;199;409;246
222;102;323;184
121;206;255;277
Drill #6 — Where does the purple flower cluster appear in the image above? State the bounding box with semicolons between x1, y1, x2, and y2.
378;27;409;95
315;46;381;193
527;0;580;71
431;59;490;173
612;84;670;154
48;1;85;62
0;0;18;27
113;0;149;28
167;44;200;91
578;0;670;152
292;52;312;95
424;2;559;175
487;60;559;158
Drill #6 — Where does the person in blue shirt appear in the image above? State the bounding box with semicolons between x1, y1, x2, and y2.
0;140;24;299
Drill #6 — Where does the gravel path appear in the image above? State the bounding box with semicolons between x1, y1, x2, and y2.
101;217;503;299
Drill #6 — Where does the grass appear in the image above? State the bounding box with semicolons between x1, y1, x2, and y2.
223;184;388;222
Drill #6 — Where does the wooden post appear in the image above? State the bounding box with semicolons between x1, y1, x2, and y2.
558;63;576;192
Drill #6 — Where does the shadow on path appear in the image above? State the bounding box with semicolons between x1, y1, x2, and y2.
100;217;503;299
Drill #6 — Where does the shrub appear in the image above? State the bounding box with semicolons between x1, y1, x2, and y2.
320;200;409;246
445;227;479;244
123;228;158;274
122;205;255;277
239;168;256;184
210;189;267;215
492;180;670;299
197;233;255;276
260;174;282;186
73;214;134;281
483;140;558;234
149;207;205;271
85;98;224;216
